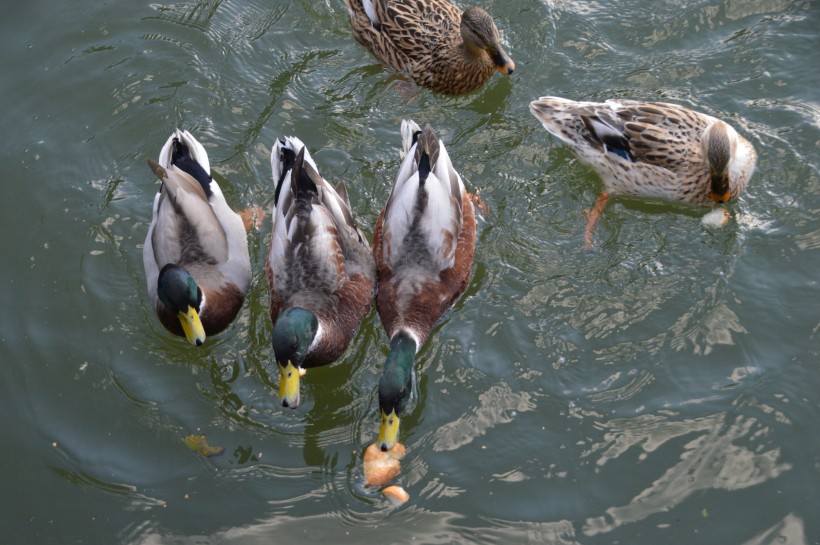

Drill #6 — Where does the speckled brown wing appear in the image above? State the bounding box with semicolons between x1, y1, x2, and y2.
343;0;507;94
346;0;460;73
530;96;756;205
614;102;710;172
345;0;412;73
381;0;461;59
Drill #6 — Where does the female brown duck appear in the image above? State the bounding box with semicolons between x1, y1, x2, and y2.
344;0;515;94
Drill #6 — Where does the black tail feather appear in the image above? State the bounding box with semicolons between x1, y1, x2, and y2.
171;138;213;197
275;139;297;205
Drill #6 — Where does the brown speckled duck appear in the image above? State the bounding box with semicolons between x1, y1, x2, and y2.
343;0;515;94
144;130;251;346
267;137;376;408
529;96;757;245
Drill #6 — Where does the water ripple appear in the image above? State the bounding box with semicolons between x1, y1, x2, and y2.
148;0;221;31
741;513;807;545
431;382;537;452
136;510;582;544
581;412;792;536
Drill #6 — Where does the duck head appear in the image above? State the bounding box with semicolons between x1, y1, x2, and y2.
703;120;737;203
461;7;515;76
272;308;319;408
157;264;205;346
377;332;417;451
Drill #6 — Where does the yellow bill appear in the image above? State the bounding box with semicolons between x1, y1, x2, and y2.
279;360;301;408
178;306;206;346
378;409;400;451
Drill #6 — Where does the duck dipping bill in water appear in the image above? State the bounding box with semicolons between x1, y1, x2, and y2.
267;137;376;409
529;96;757;245
373;120;477;451
144;130;251;346
343;0;515;94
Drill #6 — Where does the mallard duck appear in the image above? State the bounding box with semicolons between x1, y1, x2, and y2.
343;0;515;94
144;130;251;345
267;137;376;408
373;121;477;450
529;96;757;244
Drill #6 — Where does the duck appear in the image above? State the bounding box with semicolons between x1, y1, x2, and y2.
372;120;477;450
144;130;251;345
529;96;757;245
343;0;515;94
267;137;376;408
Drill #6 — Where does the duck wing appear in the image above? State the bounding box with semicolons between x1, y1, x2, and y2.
531;96;713;173
147;158;229;269
269;141;374;312
381;122;463;275
345;0;460;73
607;100;712;171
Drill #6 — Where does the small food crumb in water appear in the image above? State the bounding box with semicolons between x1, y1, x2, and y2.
383;485;410;505
701;208;729;228
183;434;224;457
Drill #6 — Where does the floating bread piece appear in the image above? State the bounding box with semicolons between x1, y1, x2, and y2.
363;442;406;487
701;208;730;228
183;434;224;457
382;485;410;505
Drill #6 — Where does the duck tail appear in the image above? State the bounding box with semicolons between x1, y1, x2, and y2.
272;138;298;205
170;138;213;196
415;125;440;186
291;147;320;202
400;119;422;160
156;130;213;197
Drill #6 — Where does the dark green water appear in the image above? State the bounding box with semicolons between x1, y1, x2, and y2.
1;0;817;543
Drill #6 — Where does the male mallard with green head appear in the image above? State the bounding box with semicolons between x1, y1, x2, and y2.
144;130;251;345
267;137;376;408
373;121;477;450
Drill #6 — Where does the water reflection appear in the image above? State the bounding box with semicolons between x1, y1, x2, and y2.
668;292;748;355
741;513;807;545
432;383;537;452
135;509;581;545
582;411;792;536
2;0;818;541
725;0;799;20
148;0;222;31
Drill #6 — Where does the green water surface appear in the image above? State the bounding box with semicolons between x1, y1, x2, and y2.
0;0;817;543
